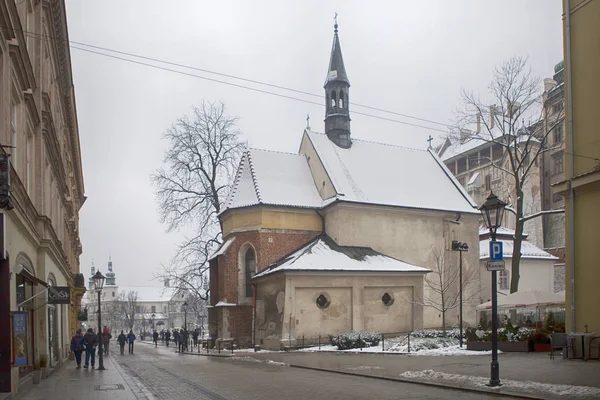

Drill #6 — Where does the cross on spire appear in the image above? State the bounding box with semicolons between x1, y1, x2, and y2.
427;135;433;149
334;12;338;32
306;114;310;129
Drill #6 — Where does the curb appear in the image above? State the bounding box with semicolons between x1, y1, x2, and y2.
137;340;231;358
288;364;548;400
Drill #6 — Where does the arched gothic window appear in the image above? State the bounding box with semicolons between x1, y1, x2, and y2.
245;248;256;297
339;90;345;108
331;91;337;108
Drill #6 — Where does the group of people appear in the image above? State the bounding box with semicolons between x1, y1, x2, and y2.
69;326;137;369
157;328;201;352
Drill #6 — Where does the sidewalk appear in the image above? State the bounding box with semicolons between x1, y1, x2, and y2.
14;354;153;400
235;350;600;399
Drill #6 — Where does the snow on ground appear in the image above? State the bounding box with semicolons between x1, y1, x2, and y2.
399;370;600;398
229;356;287;366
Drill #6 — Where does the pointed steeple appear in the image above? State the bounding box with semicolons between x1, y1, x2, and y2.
324;17;351;148
88;261;95;290
106;256;116;285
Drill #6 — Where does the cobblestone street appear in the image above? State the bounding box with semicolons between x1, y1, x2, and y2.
19;342;500;400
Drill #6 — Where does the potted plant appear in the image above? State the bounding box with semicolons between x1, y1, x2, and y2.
530;330;551;352
32;358;41;384
39;354;48;379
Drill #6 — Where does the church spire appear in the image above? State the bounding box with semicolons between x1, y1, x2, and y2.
324;15;351;148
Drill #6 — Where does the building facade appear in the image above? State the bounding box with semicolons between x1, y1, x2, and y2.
209;23;481;350
554;0;600;334
0;0;85;395
83;261;202;337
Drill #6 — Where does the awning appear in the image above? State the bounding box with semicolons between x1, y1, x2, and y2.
19;268;48;287
476;290;565;311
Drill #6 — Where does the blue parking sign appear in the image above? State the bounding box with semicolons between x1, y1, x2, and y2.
490;241;503;261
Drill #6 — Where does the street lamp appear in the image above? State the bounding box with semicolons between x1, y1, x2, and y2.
182;301;188;331
452;240;469;347
479;191;507;387
93;270;106;371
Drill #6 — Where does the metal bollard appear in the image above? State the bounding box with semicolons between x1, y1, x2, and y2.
302;335;305;348
407;333;411;353
318;335;321;350
382;333;385;351
359;334;362;351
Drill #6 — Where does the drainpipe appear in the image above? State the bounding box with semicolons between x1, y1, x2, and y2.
564;0;576;332
252;281;257;347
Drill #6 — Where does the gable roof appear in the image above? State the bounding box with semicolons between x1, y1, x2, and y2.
254;235;430;279
222;148;323;213
304;130;478;214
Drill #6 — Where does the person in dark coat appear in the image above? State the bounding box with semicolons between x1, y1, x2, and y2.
70;329;84;369
153;330;159;347
192;330;199;348
82;328;98;369
127;330;136;354
173;330;180;351
165;330;171;347
117;330;127;355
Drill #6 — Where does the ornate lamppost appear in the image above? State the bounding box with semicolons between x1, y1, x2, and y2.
452;240;469;348
93;270;106;371
479;192;507;387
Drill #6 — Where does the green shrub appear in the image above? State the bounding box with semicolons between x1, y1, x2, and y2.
330;331;380;350
530;330;550;344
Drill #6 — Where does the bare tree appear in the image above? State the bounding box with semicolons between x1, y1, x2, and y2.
151;100;246;301
454;56;565;293
414;247;480;336
118;290;142;331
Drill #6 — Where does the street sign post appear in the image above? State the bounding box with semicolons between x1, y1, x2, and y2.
490;241;503;261
486;260;506;271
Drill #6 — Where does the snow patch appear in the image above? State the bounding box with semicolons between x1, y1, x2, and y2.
400;370;600;398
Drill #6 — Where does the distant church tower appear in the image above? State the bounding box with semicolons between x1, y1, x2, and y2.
88;262;95;290
324;20;351;148
106;257;116;286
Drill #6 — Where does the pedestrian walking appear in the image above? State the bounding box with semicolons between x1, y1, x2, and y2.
103;327;112;355
82;328;98;369
192;329;199;348
117;330;127;355
127;330;136;354
153;330;159;348
70;329;84;369
165;330;171;347
174;330;180;351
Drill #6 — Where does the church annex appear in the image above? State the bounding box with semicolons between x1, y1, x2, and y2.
208;23;480;349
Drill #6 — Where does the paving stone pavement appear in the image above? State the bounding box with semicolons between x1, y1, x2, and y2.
16;340;503;400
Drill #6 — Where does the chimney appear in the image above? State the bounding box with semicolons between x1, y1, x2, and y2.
476;113;481;133
544;78;557;92
489;105;496;129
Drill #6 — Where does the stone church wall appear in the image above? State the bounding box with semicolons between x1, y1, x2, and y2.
323;202;480;329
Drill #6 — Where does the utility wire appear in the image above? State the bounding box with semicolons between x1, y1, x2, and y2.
9;25;450;130
69;45;450;134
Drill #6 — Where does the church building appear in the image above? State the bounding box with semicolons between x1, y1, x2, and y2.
208;23;480;350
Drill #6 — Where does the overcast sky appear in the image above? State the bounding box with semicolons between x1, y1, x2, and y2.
65;0;563;286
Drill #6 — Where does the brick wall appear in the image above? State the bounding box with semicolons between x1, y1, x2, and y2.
209;229;320;340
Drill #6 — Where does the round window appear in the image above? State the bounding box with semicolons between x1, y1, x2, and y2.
382;292;394;306
316;294;330;309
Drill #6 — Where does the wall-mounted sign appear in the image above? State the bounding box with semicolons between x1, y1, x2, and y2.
12;312;27;366
48;286;71;304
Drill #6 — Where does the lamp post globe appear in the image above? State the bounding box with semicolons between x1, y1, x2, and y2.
93;270;106;371
478;191;507;387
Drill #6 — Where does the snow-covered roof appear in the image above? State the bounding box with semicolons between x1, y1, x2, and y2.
222;148;323;213
116;286;181;303
479;239;558;261
208;237;236;261
476;290;565;310
305;130;478;214
254;235;430;278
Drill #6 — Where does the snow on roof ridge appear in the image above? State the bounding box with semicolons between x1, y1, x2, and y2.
246;150;263;203
307;129;427;152
223;152;247;210
249;147;300;156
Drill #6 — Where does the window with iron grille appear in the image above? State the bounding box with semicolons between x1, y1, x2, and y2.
498;270;509;290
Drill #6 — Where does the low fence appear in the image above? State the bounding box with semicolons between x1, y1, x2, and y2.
293;331;412;353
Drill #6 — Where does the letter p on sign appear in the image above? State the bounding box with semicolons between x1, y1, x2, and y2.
490;241;503;261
